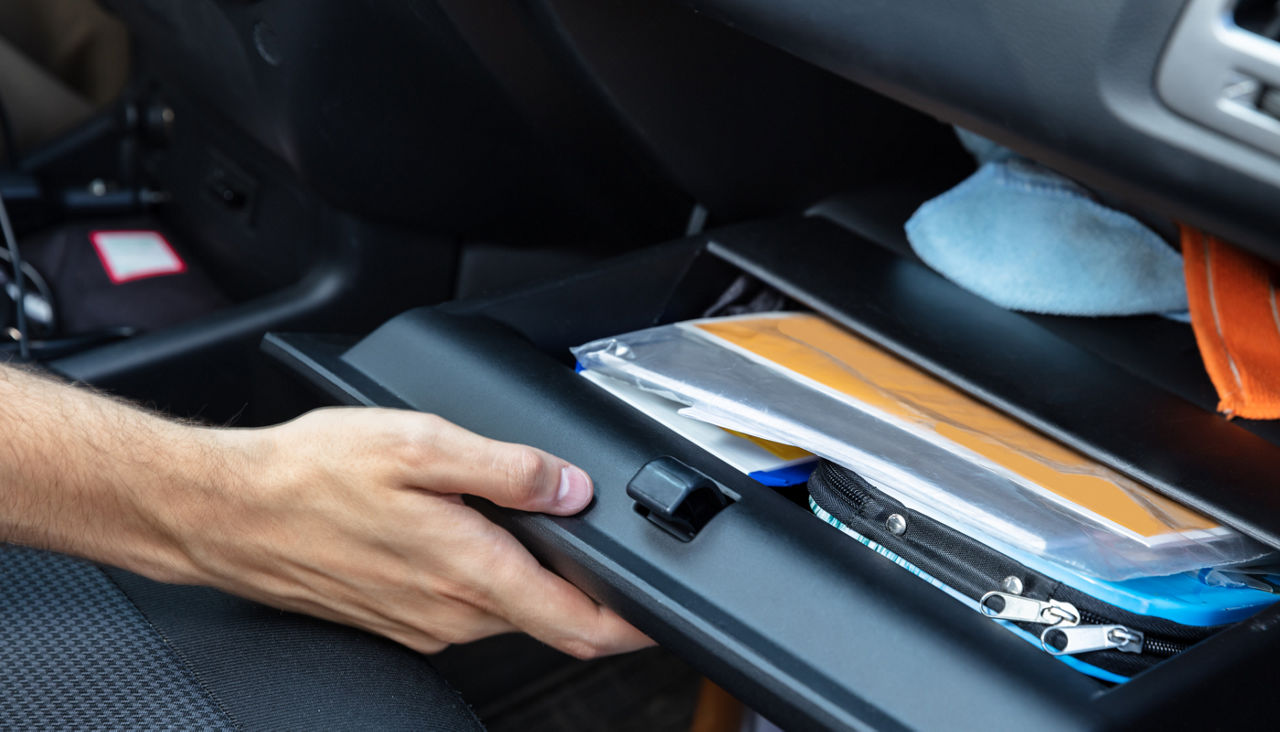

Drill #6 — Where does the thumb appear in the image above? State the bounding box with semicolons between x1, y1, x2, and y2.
477;445;595;515
419;429;594;514
382;412;596;515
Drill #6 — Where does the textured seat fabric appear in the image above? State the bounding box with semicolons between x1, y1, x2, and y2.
0;544;235;729
1;545;484;731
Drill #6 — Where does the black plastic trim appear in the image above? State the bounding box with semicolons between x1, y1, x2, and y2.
265;216;1280;729
681;0;1280;264
266;315;1094;731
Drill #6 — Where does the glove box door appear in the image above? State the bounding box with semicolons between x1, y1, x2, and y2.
265;214;1280;730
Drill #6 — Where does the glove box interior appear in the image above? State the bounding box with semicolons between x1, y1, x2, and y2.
264;195;1280;730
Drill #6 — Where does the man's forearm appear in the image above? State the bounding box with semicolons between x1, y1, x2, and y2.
0;364;648;658
0;364;236;583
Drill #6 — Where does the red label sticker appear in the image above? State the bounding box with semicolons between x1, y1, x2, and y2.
90;231;187;284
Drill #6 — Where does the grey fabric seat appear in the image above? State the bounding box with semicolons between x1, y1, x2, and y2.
0;544;484;731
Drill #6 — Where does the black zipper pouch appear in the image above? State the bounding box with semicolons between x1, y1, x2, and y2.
806;460;1276;682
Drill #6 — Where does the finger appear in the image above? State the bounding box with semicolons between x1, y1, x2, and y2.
488;560;654;660
401;415;594;515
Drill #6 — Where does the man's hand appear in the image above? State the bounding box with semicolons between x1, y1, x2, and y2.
190;408;651;659
0;366;650;659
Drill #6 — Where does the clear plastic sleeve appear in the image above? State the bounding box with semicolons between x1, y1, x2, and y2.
572;313;1272;581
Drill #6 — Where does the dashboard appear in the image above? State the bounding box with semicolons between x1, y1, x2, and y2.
683;0;1280;262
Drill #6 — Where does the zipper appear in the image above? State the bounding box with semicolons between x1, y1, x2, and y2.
811;461;1026;600
1142;637;1189;656
1041;625;1145;656
978;592;1080;626
1073;608;1186;656
978;589;1194;659
820;464;875;512
809;461;1202;668
979;590;1172;656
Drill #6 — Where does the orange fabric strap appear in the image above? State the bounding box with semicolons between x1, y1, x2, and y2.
1182;226;1280;420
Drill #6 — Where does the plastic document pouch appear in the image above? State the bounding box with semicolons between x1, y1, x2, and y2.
572;312;1272;581
808;460;1280;683
577;369;816;486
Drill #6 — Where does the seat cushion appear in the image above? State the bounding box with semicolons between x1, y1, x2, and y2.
1;544;484;731
0;544;235;729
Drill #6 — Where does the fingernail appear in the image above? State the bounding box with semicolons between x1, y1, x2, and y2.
555;466;592;513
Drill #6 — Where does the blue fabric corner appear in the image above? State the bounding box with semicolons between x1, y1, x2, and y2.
905;157;1189;318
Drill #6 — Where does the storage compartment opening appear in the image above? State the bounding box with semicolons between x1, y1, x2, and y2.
538;230;1280;682
555;245;1274;685
265;211;1280;728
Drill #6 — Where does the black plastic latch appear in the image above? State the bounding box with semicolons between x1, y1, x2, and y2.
626;457;730;542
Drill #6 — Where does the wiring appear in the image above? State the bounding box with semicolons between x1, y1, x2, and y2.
0;249;52;309
0;326;135;360
0;190;30;360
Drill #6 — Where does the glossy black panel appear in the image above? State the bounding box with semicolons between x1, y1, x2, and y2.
683;0;1280;264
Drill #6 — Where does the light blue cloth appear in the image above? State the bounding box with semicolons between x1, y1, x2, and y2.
953;127;1018;166
905;150;1190;319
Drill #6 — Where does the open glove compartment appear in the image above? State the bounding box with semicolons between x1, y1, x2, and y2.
264;211;1280;730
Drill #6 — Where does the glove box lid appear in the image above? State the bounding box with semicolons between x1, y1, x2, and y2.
265;215;1280;730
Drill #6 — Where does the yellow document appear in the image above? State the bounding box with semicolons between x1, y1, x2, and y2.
695;313;1218;540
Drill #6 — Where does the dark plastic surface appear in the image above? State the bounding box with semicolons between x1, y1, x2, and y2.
265;315;1097;731
47;203;455;421
538;0;972;223
103;0;967;246
265;216;1280;728
681;0;1280;264
103;0;689;243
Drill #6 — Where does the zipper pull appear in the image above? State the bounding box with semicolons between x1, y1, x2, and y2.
978;591;1081;626
1041;625;1145;656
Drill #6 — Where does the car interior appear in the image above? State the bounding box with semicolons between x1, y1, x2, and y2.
4;0;1280;729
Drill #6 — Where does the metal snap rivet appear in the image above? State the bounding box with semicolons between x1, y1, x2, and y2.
886;513;907;536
